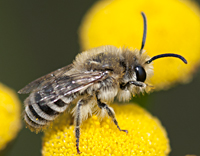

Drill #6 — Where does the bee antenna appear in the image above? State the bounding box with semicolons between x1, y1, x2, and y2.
146;53;188;64
140;12;147;54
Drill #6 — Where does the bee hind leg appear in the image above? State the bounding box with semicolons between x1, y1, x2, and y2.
96;96;128;134
74;97;92;154
74;99;85;154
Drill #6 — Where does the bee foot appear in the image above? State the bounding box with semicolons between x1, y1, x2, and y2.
77;148;81;154
121;129;128;134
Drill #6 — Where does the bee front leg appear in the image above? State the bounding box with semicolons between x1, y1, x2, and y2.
96;95;128;134
120;81;144;90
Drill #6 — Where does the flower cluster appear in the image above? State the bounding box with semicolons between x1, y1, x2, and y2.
42;104;170;156
0;83;21;150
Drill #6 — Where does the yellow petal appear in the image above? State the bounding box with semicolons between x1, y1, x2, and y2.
42;104;170;156
0;83;22;150
79;0;200;90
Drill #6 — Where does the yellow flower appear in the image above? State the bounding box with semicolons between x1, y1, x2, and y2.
42;104;170;156
79;0;200;90
0;83;22;150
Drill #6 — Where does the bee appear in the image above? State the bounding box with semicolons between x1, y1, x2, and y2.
19;12;187;154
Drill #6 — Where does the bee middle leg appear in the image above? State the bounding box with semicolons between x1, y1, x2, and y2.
96;96;128;133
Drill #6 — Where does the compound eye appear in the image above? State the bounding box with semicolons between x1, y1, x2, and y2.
135;66;146;82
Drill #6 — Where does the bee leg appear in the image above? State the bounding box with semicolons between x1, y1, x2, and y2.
74;99;84;154
74;97;92;154
120;81;144;90
96;97;128;134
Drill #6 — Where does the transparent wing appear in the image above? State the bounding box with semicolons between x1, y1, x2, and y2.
18;64;73;94
23;70;107;105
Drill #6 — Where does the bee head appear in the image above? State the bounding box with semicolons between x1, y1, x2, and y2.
137;12;187;83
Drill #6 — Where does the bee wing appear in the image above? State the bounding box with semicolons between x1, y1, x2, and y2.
18;64;73;94
31;71;107;104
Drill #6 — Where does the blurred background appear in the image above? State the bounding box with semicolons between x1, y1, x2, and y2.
0;0;199;156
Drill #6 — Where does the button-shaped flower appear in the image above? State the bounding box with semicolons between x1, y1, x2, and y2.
42;104;170;156
0;83;21;151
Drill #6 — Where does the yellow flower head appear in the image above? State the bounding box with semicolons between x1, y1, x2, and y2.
42;104;170;156
0;83;22;150
79;0;200;90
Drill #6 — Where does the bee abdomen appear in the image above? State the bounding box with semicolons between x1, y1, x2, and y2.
25;105;48;125
46;99;69;113
24;113;44;131
24;95;70;131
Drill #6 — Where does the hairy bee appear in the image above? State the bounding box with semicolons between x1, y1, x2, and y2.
19;12;187;154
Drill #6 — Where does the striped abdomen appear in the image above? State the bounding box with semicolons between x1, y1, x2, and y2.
24;92;74;131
